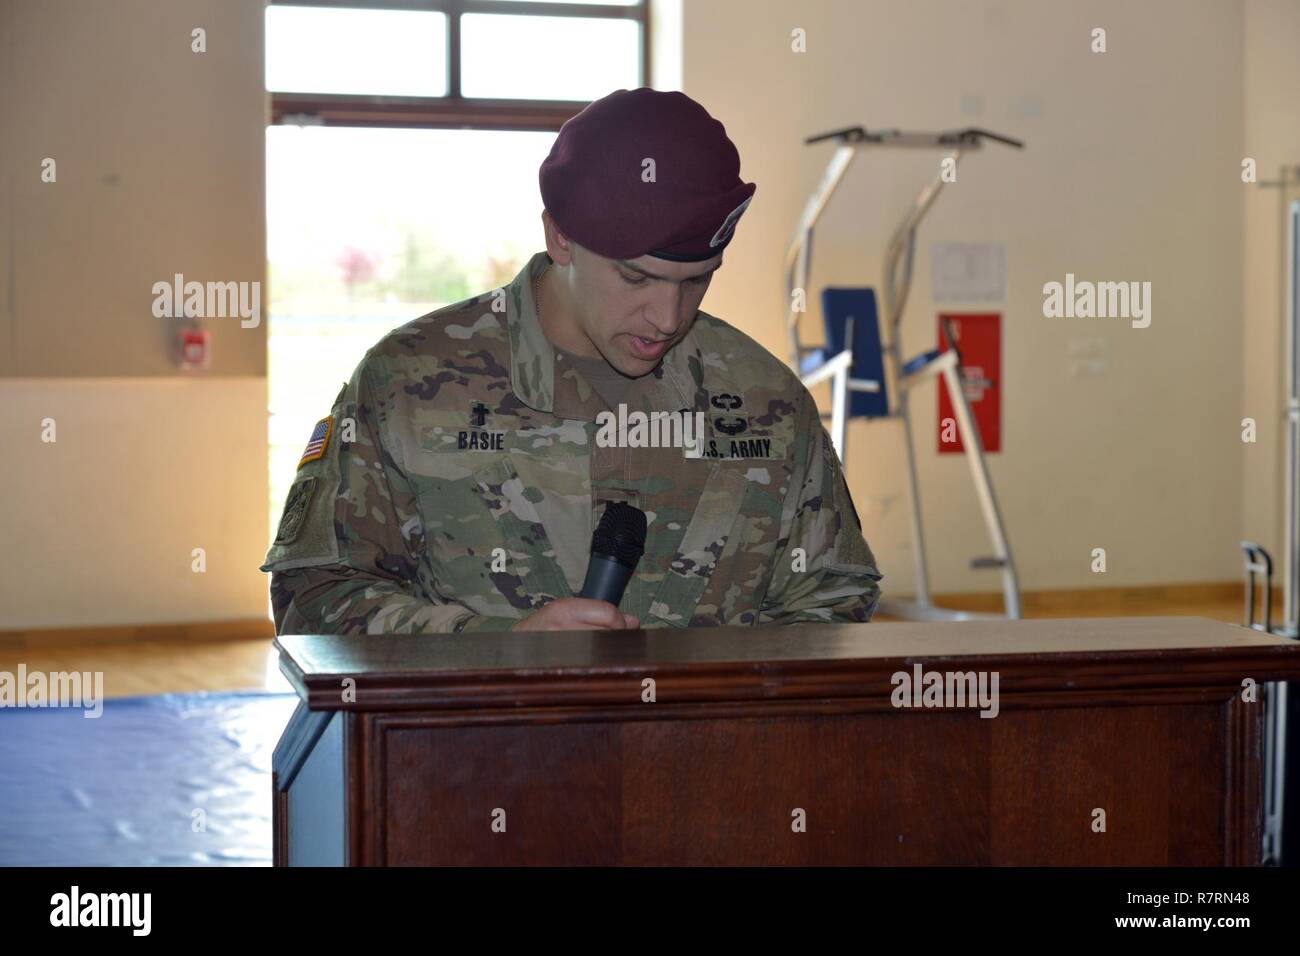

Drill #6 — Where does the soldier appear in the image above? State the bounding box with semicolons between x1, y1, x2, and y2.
262;87;883;635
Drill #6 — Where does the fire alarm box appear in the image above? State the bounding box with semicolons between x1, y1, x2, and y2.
937;312;1000;454
179;327;211;372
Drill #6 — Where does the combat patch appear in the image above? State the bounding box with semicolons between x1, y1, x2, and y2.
713;415;748;436
298;416;333;468
275;476;318;544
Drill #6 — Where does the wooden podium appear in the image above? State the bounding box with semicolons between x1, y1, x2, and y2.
272;617;1300;866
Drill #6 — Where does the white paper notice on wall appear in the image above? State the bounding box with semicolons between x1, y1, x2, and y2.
931;241;1006;302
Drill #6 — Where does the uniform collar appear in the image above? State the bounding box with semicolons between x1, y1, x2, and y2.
506;251;699;421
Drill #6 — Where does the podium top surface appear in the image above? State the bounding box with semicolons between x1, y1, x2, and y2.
274;617;1300;712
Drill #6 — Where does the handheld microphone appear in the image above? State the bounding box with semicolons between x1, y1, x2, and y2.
579;502;647;607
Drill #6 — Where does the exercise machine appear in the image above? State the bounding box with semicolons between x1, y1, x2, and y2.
786;126;1024;621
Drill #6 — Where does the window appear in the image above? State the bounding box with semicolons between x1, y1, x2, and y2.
264;1;650;542
266;0;650;128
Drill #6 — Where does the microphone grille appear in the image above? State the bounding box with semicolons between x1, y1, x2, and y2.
592;501;648;567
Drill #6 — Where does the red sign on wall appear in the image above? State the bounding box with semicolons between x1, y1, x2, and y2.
937;313;1001;454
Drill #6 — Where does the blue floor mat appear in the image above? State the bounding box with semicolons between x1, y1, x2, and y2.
0;690;300;866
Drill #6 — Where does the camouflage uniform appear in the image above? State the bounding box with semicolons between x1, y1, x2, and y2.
262;252;884;634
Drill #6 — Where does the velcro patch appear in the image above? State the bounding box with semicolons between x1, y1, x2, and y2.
298;416;333;468
694;436;784;460
458;429;506;451
275;476;318;544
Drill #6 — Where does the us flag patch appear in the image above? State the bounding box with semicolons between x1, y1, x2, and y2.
297;416;333;468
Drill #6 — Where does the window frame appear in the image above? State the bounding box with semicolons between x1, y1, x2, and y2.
267;0;651;131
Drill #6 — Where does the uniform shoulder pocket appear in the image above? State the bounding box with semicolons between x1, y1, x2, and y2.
260;400;355;573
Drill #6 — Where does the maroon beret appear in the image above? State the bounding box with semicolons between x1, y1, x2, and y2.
539;88;756;262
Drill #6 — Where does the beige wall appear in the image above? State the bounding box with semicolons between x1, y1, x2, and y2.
0;0;267;379
1;0;269;628
681;0;1254;594
0;379;269;629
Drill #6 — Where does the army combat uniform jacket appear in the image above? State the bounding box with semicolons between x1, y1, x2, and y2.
262;252;884;634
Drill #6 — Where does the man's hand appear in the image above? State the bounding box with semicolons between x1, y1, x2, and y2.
511;597;639;632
